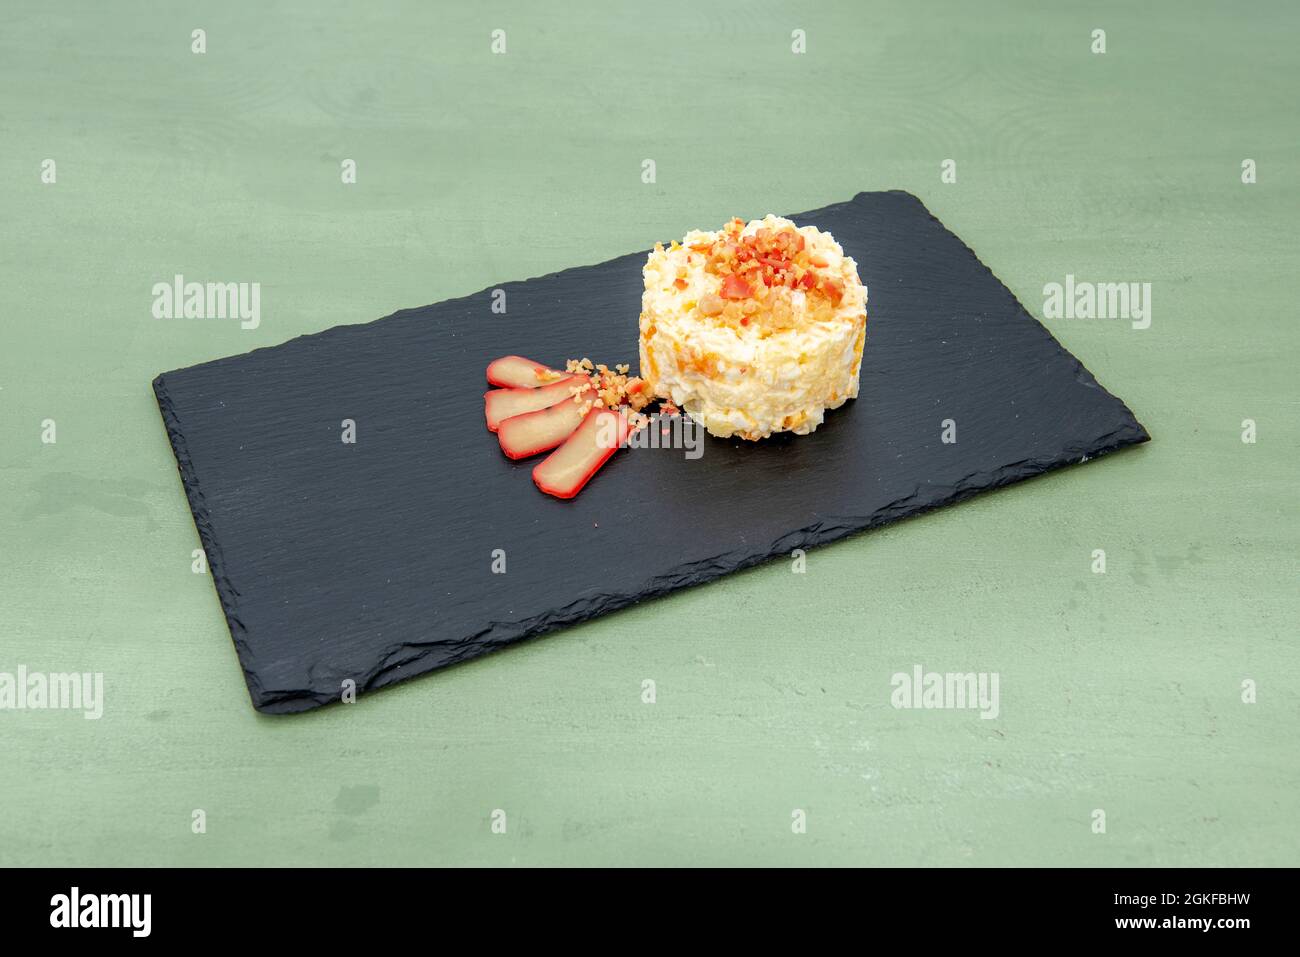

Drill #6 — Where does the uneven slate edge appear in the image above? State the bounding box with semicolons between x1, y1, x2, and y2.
153;191;1150;713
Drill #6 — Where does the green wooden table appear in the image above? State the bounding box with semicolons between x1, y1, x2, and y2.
2;0;1295;866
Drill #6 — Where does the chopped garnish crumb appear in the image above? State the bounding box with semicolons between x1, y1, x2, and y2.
561;357;653;413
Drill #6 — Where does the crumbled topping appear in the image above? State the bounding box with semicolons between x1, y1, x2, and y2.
688;218;849;333
562;358;652;413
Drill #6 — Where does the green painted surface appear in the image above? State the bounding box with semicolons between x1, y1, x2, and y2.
1;0;1296;867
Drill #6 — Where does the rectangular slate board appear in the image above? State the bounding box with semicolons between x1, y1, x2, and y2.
153;191;1149;714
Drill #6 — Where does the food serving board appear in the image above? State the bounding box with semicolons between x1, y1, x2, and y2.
153;190;1149;713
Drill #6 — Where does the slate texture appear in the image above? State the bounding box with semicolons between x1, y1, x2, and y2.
152;191;1149;713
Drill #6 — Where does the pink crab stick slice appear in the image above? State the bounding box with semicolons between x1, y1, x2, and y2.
497;386;592;460
484;375;586;432
532;407;631;499
486;355;566;389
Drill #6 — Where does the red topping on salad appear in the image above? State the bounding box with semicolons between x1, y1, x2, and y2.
683;219;855;331
720;274;753;300
696;219;848;308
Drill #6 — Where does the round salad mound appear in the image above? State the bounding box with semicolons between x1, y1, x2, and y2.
639;215;868;441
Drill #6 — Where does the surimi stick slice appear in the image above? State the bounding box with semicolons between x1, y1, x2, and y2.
498;387;592;460
532;407;631;499
484;375;586;432
486;355;566;389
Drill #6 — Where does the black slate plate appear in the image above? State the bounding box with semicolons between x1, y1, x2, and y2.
153;191;1149;714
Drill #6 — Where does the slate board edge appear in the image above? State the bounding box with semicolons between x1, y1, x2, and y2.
150;189;1151;714
886;191;1150;437
150;191;1150;434
169;417;1146;716
152;374;273;708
